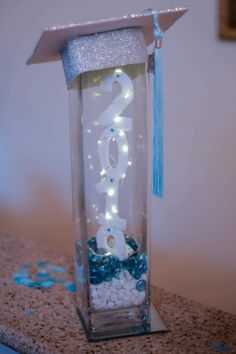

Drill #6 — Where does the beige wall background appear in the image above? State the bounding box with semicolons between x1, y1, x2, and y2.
1;0;236;314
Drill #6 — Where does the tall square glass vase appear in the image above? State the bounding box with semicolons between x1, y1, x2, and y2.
27;7;188;342
69;64;150;340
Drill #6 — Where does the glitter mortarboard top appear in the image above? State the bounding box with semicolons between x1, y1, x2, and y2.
27;8;188;65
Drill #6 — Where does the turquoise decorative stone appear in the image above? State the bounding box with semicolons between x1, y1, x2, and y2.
90;271;103;284
136;252;148;273
110;256;121;278
136;279;146;292
131;268;142;280
125;234;138;251
89;254;100;266
87;235;148;284
88;237;97;251
110;256;120;271
98;257;110;272
102;272;113;282
127;255;137;271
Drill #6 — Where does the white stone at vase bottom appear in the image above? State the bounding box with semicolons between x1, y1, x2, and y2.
90;270;146;310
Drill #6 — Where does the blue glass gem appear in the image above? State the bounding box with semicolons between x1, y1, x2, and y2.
125;234;138;252
90;272;103;285
89;254;100;266
110;255;121;277
88;237;97;251
122;258;130;270
131;268;142;280
88;248;94;258
102;272;113;282
110;255;120;270
127;255;137;271
136;252;148;273
87;236;147;284
136;279;146;292
98;256;110;272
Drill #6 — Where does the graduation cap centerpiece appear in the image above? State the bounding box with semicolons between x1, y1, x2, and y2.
28;8;188;341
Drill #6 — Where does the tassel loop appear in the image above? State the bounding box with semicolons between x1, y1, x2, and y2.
155;38;162;49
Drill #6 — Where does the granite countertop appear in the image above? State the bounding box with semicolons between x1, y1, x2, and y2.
0;232;235;354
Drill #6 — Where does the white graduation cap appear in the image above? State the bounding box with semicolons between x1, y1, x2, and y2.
27;8;188;67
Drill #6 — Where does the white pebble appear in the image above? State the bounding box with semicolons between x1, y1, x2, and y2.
90;270;146;310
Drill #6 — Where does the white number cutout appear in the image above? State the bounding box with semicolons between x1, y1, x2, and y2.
95;69;134;259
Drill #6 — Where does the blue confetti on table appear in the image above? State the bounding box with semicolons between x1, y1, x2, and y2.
210;341;231;353
36;260;48;267
12;262;70;291
26;310;36;317
13;272;30;280
14;278;32;286
65;283;76;292
41;280;55;289
36;269;51;278
47;265;66;274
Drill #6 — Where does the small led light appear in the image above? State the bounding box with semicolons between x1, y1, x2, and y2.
105;212;112;220
124;90;132;99
100;169;106;176
111;205;118;214
128;161;132;166
119;130;125;137
94;92;101;97
88;154;92;159
94;121;99;126
86;129;92;134
97;140;101;145
89;164;94;170
94;76;100;83
122;145;128;153
92;204;96;208
121;173;126;179
114;116;122;123
107;188;115;197
115;69;122;74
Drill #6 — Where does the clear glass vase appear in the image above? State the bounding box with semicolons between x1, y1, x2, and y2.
69;63;150;340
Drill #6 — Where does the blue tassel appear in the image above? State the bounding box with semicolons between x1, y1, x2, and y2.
151;10;164;198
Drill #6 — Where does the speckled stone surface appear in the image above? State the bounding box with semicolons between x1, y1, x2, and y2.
0;232;235;354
